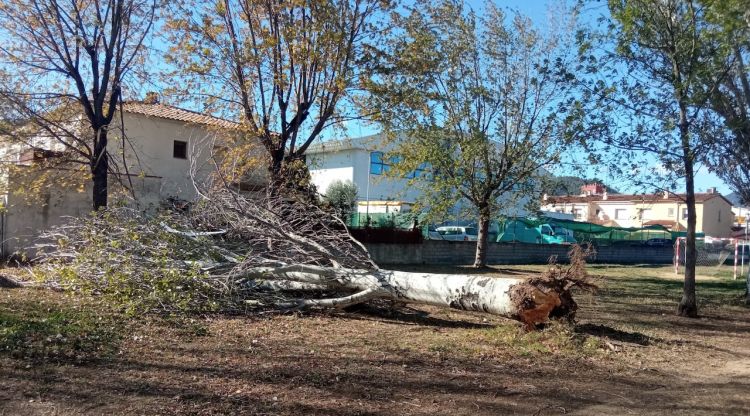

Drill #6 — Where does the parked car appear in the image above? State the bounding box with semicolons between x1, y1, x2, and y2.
643;238;673;247
435;226;478;241
550;224;578;244
426;225;446;240
496;220;568;244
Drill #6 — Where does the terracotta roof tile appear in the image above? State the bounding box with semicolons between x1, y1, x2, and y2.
122;102;238;129
545;193;729;205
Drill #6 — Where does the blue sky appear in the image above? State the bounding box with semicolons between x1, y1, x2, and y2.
463;0;732;195
142;0;731;196
343;0;733;195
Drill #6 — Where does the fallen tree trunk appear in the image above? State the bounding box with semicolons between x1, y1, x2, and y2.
246;265;576;328
33;192;592;328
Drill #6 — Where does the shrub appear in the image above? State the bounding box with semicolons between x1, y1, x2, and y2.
323;180;358;221
35;209;247;315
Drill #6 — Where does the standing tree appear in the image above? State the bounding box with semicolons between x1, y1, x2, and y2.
702;0;750;204
366;0;578;267
701;0;750;303
323;180;358;221
576;0;731;316
0;0;158;210
165;0;391;196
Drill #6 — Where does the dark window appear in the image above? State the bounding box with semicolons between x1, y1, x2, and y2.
407;162;432;179
369;151;390;175
370;151;433;179
173;140;187;159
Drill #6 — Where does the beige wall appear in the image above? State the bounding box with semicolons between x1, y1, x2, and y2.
2;167;162;256
111;113;220;201
630;198;732;237
700;197;733;237
632;199;688;228
592;201;635;227
0;113;224;257
540;201;592;222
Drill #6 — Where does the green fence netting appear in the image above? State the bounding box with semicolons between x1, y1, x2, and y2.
346;210;699;246
347;212;419;230
536;217;701;245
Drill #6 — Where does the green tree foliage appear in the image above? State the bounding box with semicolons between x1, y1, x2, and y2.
37;209;244;315
698;0;750;304
165;0;391;196
575;0;733;317
701;0;750;206
324;180;358;221
366;0;580;267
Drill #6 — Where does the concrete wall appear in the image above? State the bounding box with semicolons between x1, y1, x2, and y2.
307;149;357;196
0;112;225;257
365;241;675;265
596;201;639;227
2;168;162;256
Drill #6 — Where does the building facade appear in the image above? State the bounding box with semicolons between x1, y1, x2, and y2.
0;100;236;255
306;134;424;208
306;134;536;220
541;188;735;237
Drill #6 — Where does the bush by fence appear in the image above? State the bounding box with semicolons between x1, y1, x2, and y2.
350;227;423;244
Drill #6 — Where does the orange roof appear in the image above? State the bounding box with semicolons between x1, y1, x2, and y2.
643;219;675;226
122;102;238;129
545;192;731;205
643;220;685;231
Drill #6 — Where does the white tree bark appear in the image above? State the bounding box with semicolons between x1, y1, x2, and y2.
244;266;570;328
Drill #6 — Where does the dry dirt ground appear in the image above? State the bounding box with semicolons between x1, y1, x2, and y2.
1;264;749;415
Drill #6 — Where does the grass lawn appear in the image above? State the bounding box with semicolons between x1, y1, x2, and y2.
1;264;749;415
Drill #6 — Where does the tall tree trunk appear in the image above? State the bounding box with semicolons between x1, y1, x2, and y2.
267;149;285;200
677;108;698;318
473;206;491;268
92;127;108;211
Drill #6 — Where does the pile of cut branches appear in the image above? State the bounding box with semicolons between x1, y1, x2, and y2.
32;186;596;328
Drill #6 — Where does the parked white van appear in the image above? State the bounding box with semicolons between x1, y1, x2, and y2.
434;226;479;241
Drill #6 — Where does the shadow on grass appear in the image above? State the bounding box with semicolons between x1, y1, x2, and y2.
337;302;494;329
590;272;750;337
575;323;654;346
589;264;672;269
5;330;749;416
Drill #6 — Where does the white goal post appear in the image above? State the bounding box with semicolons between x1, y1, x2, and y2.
674;237;747;280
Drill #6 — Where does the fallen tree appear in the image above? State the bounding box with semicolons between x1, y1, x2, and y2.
30;187;594;328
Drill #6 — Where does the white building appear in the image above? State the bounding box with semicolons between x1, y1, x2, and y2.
0;99;236;255
306;134;536;219
726;192;750;230
306;134;421;211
